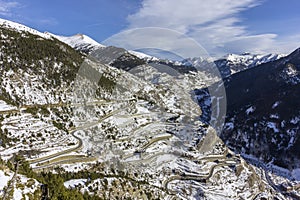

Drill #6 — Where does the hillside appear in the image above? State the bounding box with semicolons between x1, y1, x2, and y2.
0;18;299;199
221;48;300;171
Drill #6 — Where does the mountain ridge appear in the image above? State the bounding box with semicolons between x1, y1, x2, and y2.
0;17;299;199
0;18;286;70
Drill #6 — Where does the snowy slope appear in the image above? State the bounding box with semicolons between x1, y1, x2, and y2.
128;50;159;61
55;34;102;48
0;18;51;39
0;17;299;199
49;33;105;51
0;18;284;67
51;33;158;60
45;33;105;54
0;18;104;53
218;52;286;76
0;170;40;200
184;52;285;78
225;52;286;68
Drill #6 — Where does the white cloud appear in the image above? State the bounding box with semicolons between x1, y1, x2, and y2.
220;34;277;53
106;0;298;57
103;27;210;59
271;34;300;54
127;0;258;32
0;1;19;16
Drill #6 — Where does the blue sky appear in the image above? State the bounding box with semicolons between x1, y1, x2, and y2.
0;0;300;57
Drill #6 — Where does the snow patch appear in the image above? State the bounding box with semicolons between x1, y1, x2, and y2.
267;122;279;133
290;116;300;125
270;114;279;119
272;101;281;109
224;122;234;131
245;106;255;115
0;170;11;190
64;179;87;188
0;100;16;111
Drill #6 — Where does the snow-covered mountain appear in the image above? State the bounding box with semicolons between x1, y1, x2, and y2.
0;18;51;39
224;52;285;68
184;52;285;78
0;18;284;75
221;47;300;173
52;34;159;61
48;32;160;62
49;33;105;54
128;50;159;61
0;18;299;199
218;52;285;74
0;18;104;54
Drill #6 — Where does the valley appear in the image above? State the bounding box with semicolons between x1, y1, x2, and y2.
0;18;299;200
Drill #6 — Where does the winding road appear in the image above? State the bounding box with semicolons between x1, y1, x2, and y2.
28;130;83;165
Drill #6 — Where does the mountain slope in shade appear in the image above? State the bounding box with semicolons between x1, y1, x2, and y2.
221;48;300;171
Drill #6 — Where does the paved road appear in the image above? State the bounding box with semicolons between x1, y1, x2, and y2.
29;107;123;166
163;159;237;192
28;130;83;165
140;135;173;151
33;157;97;171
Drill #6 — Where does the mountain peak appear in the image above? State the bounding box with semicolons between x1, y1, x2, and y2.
224;52;285;66
47;33;105;53
75;33;84;37
0;18;105;54
52;33;104;48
